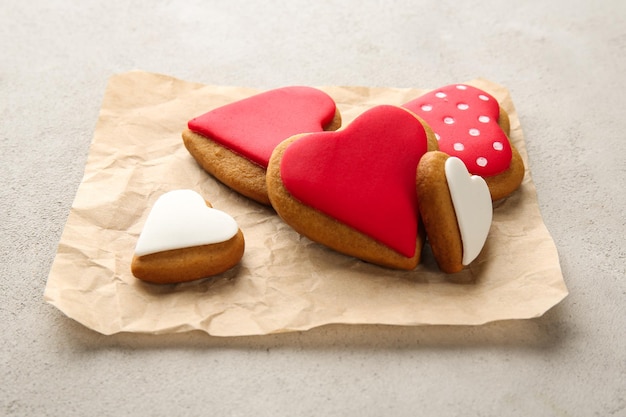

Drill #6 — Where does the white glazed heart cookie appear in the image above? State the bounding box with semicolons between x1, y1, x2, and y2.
416;151;492;273
131;189;245;284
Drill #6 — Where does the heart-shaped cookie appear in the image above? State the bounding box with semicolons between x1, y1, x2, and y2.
131;189;245;284
445;156;492;266
404;84;524;200
267;105;437;270
183;86;341;205
134;189;239;256
416;152;492;273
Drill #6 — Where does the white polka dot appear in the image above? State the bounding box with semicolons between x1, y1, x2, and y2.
453;143;465;151
456;85;468;90
443;117;455;124
478;115;490;123
478;94;490;101
493;141;504;151
469;128;480;136
435;133;441;141
476;157;488;167
421;104;433;111
457;103;469;110
435;92;447;98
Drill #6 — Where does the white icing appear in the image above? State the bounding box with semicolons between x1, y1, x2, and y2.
435;92;447;98
457;103;469;110
476;157;488;167
444;117;455;124
478;94;490;101
134;189;239;256
435;133;441;140
478;115;490;123
469;128;480;136
456;85;468;90
453;142;465;151
444;157;492;266
493;141;504;151
421;104;433;111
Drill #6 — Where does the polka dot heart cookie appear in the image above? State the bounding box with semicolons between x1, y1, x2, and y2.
404;84;524;200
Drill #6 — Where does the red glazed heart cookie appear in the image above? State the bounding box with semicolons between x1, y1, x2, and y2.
403;84;524;200
131;190;245;284
266;105;438;270
182;86;341;205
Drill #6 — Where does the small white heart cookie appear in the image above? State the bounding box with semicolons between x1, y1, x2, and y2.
131;190;244;284
416;151;492;274
445;157;492;265
135;189;239;256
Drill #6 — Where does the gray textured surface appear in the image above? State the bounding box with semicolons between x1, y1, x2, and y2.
1;1;624;416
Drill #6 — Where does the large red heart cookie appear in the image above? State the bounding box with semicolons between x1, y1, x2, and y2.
188;86;340;168
183;86;341;205
403;84;524;200
266;105;436;270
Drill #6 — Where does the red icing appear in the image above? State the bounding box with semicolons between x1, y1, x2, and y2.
280;105;429;258
403;84;512;176
188;86;337;168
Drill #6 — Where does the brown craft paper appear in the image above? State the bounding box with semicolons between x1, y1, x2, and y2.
44;71;568;336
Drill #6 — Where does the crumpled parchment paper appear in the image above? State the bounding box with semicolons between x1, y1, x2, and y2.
44;70;568;336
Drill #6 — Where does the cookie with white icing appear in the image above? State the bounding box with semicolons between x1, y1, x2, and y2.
416;151;492;273
404;84;524;200
182;86;341;205
131;190;245;284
